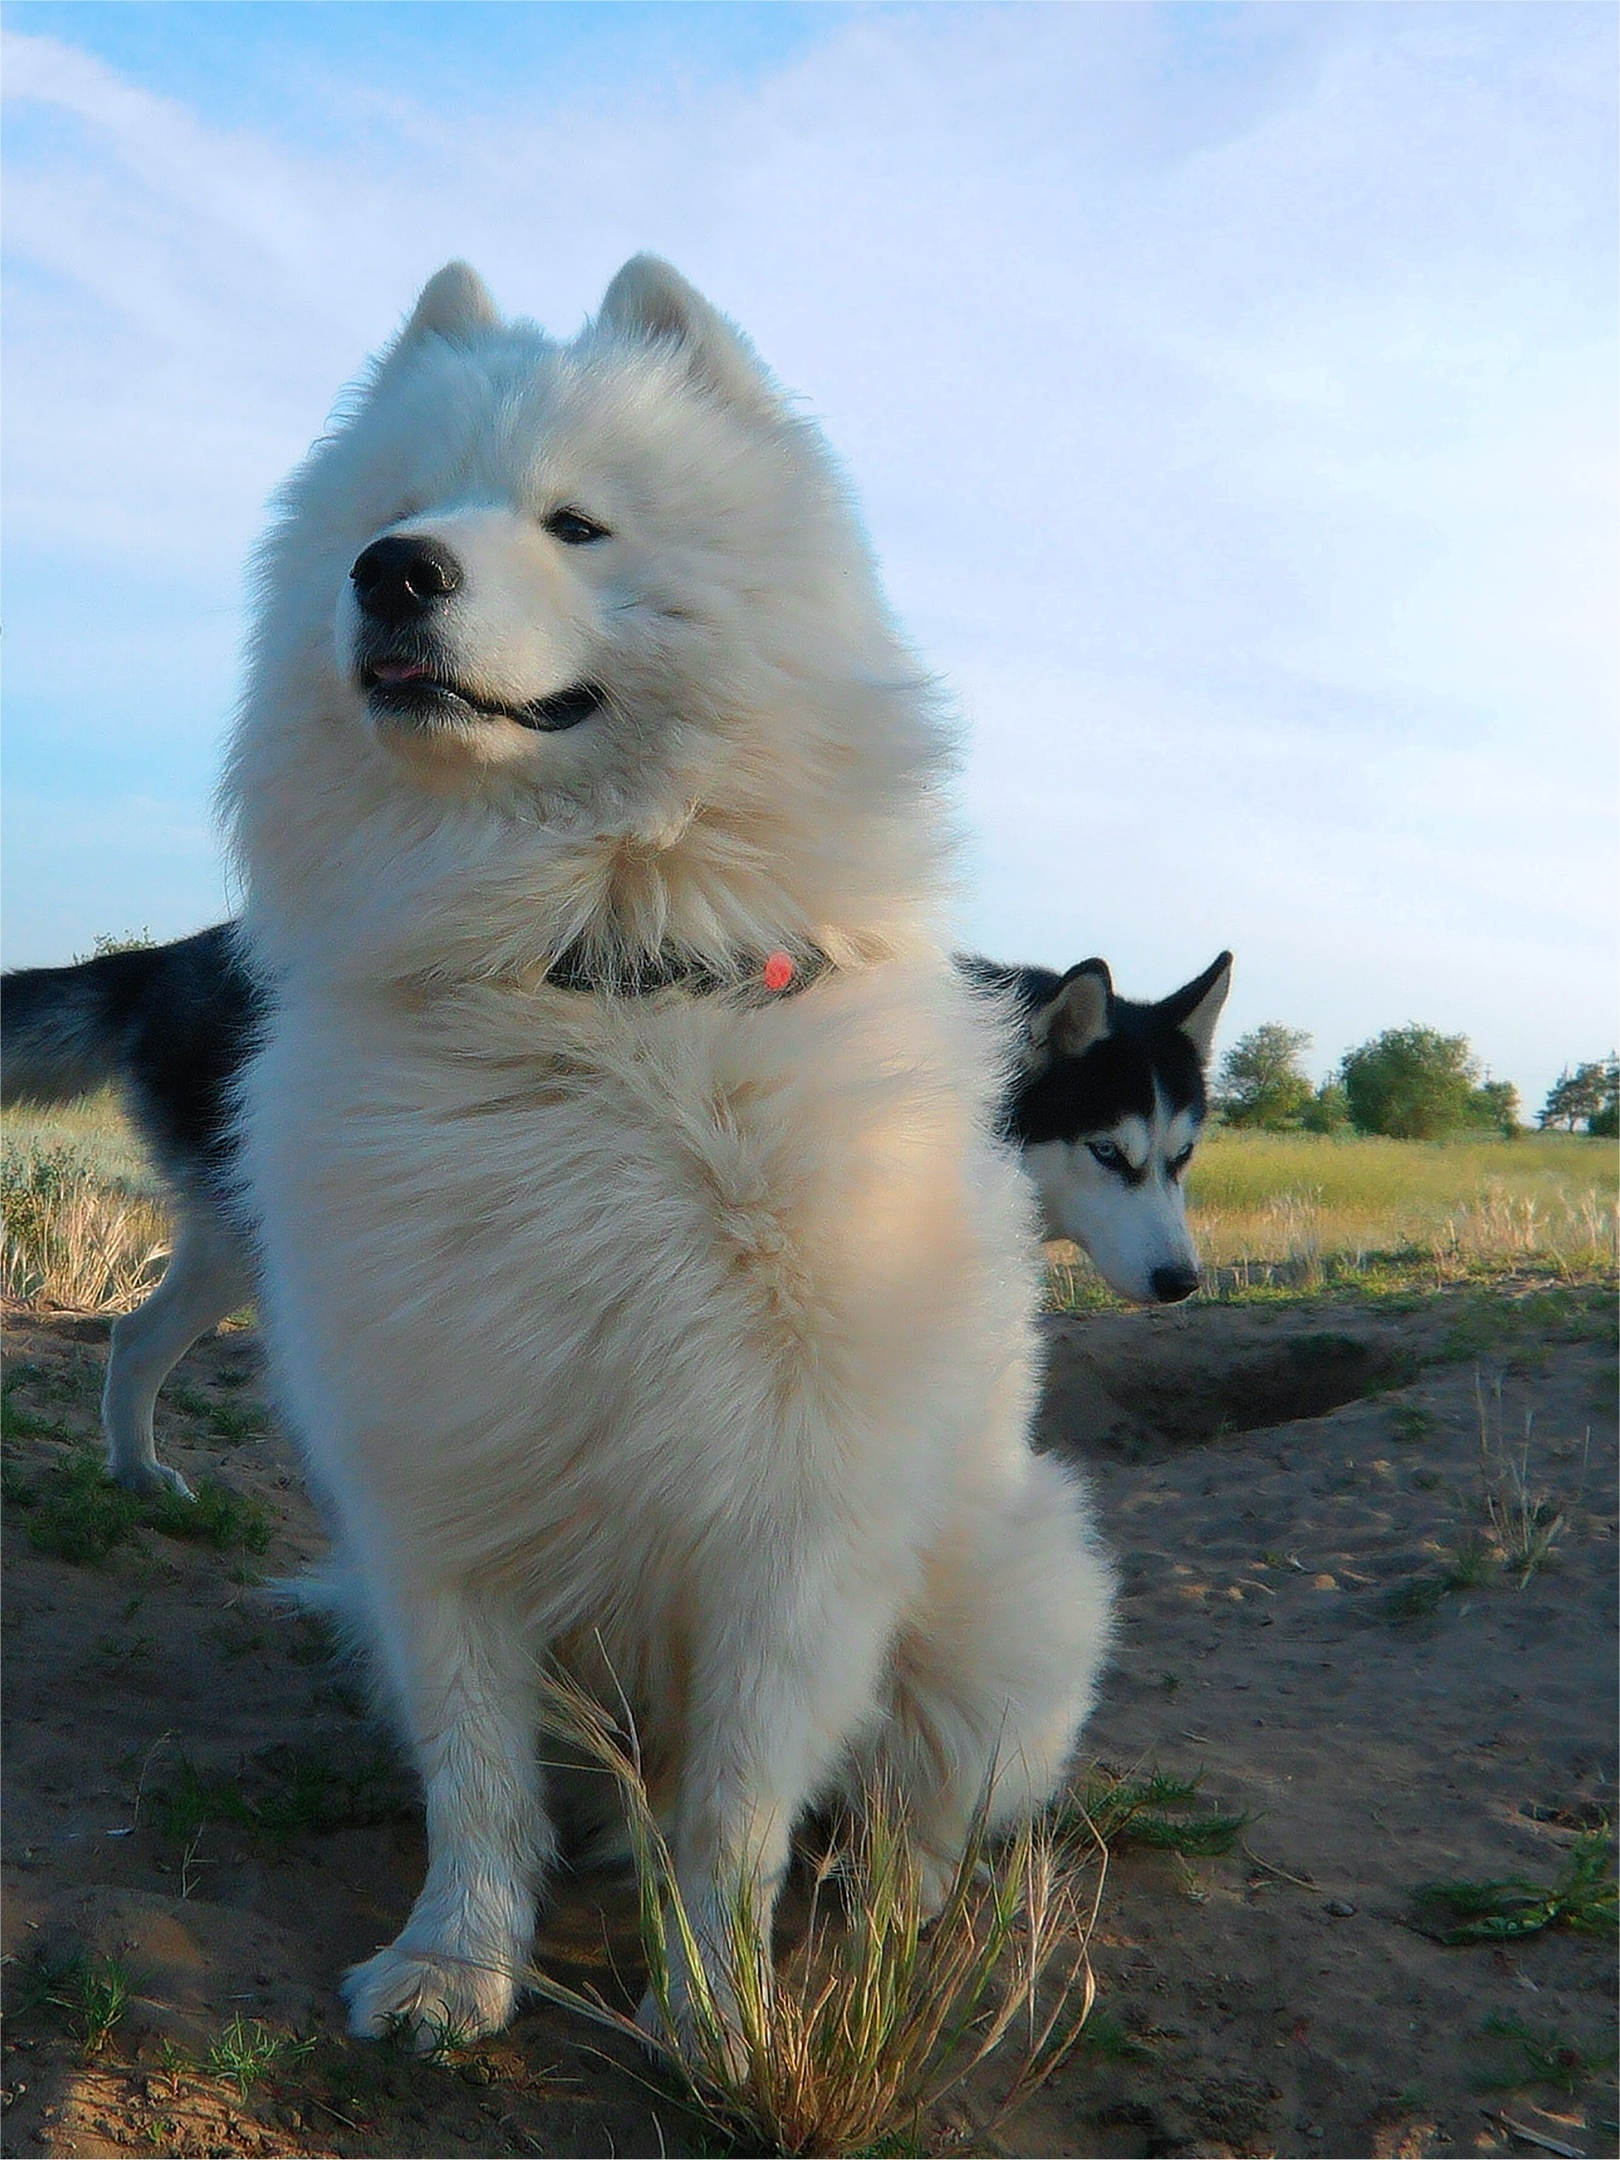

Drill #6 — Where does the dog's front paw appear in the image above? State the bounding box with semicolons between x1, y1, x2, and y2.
342;1943;517;2050
110;1457;194;1502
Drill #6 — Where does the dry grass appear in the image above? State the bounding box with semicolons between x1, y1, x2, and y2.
526;1668;1104;2157
1;1146;171;1313
1473;1370;1587;1588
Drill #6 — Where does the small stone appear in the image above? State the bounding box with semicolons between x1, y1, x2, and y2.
1324;1898;1357;1917
459;2059;495;2085
1303;2127;1324;2142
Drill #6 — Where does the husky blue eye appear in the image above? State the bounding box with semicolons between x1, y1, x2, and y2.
1086;1141;1121;1169
544;507;611;545
1170;1145;1195;1176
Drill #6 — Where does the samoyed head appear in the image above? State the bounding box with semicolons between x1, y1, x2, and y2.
229;259;950;978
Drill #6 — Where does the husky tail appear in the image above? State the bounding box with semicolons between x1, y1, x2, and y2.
1;949;146;1106
2;925;261;1141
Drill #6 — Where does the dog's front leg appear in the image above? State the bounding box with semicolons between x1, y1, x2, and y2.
342;1577;551;2049
644;1568;894;2057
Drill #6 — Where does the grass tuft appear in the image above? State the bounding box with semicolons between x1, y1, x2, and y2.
1474;1373;1579;1586
1065;1767;1251;1859
1382;1535;1500;1622
201;2013;316;2099
1473;2013;1607;2095
15;1948;134;2055
525;1667;1104;2158
1412;1826;1617;1944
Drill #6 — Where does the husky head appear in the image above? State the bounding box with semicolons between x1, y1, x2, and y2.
1007;953;1232;1306
228;258;948;978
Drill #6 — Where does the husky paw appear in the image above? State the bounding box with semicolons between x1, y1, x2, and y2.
342;1944;517;2049
109;1458;194;1502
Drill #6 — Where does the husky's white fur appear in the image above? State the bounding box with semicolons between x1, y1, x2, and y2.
222;257;1113;2046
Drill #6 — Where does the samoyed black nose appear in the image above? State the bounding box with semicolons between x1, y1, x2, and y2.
1149;1264;1199;1304
351;536;463;623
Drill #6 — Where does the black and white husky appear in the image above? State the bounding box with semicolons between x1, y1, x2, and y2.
971;949;1232;1303
4;926;1230;1499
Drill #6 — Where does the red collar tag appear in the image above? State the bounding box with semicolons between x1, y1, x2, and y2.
761;950;795;993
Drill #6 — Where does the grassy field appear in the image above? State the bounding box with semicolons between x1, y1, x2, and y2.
3;1095;1616;1314
1180;1127;1616;1284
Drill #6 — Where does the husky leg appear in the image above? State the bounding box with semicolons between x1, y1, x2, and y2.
342;1576;550;2048
861;1451;1114;1908
103;1203;251;1500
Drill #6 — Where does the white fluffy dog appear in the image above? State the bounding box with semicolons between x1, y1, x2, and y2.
222;256;1114;2047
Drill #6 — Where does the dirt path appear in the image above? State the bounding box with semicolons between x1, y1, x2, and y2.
3;1281;1615;2158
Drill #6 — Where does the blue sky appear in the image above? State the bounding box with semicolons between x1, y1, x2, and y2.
4;2;1615;1107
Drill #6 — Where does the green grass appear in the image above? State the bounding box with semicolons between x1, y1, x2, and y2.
166;1384;269;1443
6;1443;274;1565
1382;1535;1500;1622
1065;1767;1250;1859
1473;2014;1608;2095
1413;1827;1617;1945
201;2013;316;2099
142;1740;415;1845
14;1948;135;2055
1187;1127;1615;1226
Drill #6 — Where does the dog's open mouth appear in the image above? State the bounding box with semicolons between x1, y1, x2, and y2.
362;660;605;733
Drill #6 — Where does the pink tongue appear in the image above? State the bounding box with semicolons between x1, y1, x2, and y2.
373;660;428;684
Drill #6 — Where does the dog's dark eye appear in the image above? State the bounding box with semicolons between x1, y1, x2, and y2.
544;508;611;546
1086;1141;1122;1170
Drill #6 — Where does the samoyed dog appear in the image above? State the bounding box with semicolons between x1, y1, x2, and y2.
222;257;1114;2047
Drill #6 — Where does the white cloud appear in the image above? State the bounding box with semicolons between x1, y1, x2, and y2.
3;4;1615;1104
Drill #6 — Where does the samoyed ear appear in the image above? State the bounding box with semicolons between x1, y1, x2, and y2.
400;263;501;349
1033;959;1113;1061
599;255;776;411
1162;951;1233;1064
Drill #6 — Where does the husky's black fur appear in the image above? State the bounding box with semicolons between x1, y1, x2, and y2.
965;952;1231;1145
1;924;263;1194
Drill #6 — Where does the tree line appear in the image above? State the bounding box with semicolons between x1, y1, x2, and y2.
1215;1025;1619;1141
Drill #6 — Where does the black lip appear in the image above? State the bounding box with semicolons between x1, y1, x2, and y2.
361;669;605;733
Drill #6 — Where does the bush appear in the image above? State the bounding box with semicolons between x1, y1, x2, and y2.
1340;1026;1480;1141
1468;1079;1521;1140
1215;1025;1314;1130
1299;1080;1351;1134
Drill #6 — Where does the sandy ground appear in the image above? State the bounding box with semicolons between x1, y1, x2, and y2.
2;1279;1615;2160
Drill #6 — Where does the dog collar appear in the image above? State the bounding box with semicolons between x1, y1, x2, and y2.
542;939;832;1002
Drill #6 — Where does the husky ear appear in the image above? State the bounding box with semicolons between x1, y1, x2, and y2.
399;262;501;350
1033;959;1113;1061
1162;951;1233;1064
599;255;776;411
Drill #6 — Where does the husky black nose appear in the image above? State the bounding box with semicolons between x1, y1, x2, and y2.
1150;1264;1199;1304
351;536;463;622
